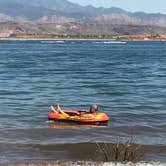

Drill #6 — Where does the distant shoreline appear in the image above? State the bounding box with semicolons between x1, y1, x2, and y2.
1;34;166;41
0;37;166;41
0;37;120;41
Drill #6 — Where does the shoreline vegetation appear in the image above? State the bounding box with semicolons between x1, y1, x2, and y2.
0;34;166;41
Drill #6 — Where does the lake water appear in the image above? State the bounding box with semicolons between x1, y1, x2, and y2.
0;40;166;163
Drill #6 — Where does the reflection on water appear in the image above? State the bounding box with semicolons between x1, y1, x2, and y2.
48;121;108;129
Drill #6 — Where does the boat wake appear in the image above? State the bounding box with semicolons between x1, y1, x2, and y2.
94;41;127;44
40;40;65;44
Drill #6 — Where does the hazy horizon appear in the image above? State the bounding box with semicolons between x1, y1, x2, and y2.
69;0;166;14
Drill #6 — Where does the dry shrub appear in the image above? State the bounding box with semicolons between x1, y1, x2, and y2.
95;138;144;162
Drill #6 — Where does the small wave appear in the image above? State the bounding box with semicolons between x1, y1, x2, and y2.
94;41;127;44
156;124;166;129
103;41;127;44
41;41;55;44
55;40;65;43
41;40;65;44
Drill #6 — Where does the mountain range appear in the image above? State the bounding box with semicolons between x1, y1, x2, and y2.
0;0;166;36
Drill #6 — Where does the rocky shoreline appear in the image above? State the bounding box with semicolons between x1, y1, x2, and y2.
0;34;166;41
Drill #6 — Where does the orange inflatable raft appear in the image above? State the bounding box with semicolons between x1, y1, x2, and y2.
48;105;109;124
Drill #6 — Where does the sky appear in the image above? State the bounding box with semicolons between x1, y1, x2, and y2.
69;0;166;14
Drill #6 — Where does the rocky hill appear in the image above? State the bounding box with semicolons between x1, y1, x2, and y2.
0;0;166;36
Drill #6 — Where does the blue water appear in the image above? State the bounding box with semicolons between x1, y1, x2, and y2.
0;40;166;162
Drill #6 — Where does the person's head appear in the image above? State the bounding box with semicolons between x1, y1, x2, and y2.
89;104;98;113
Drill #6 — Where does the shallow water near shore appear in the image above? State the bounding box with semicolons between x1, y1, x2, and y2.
0;40;166;163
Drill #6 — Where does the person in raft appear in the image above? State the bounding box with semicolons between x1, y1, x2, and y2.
89;104;98;113
51;104;98;114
